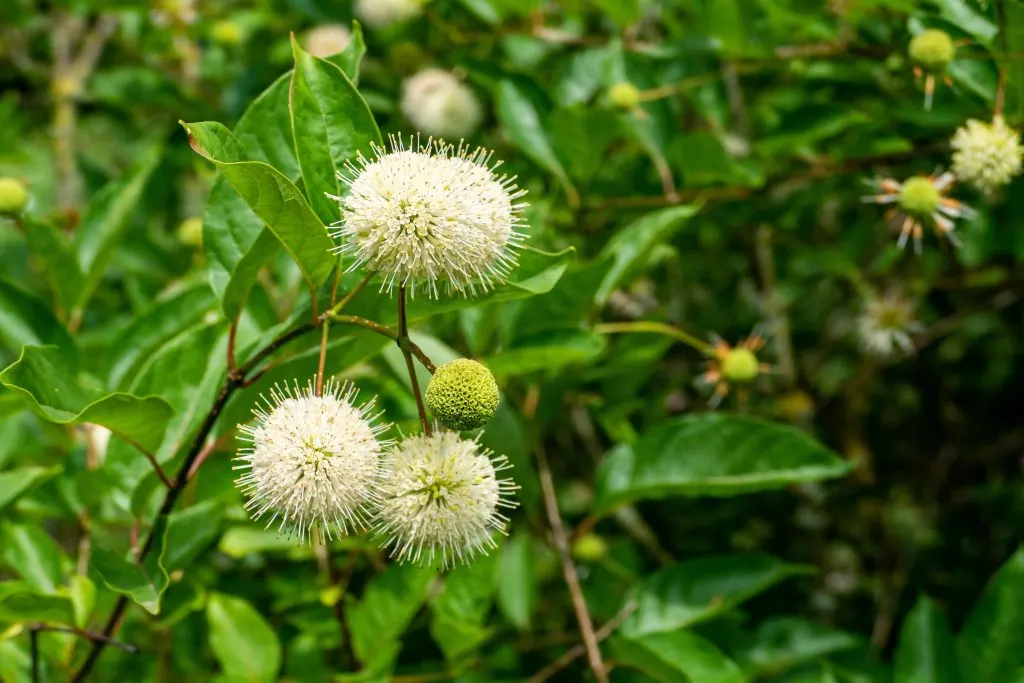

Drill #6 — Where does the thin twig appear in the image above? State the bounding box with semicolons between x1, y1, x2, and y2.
328;271;373;318
37;625;138;654
594;321;711;354
227;317;239;371
533;437;607;683
754;226;796;387
528;601;636;683
31;626;40;683
397;287;432;435
328;314;398;340
315;321;330;396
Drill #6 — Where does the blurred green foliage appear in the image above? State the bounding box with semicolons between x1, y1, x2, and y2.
2;0;1024;682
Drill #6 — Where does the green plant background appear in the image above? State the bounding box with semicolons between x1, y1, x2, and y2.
1;0;1023;682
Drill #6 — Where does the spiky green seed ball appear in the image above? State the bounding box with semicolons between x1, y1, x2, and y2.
899;177;941;217
608;82;641;110
721;348;759;383
425;359;499;432
0;177;28;214
909;30;955;72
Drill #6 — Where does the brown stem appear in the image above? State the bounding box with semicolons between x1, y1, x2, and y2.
534;438;607;683
327;315;397;340
527;602;636;683
31;626;40;683
36;625;138;654
398;287;432;435
754;226;796;387
315;322;330;397
227;317;239;371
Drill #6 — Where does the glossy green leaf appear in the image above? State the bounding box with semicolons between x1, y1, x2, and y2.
0;581;75;624
164;501;225;572
735;617;861;675
71;150;160;316
0;280;75;361
622;554;814;638
0;466;61;514
91;518;169;615
612;630;745;683
290;38;380;225
326;21;367;82
207;592;281;683
485;330;606;377
347;563;435;666
595;205;699;305
183;121;334;293
958;547;1024;683
430;550;499;659
20;215;83;314
496;533;536;630
0;346;173;453
204;74;296;320
933;0;997;45
895;595;960;683
595;413;851;511
0;523;66;594
495;80;579;206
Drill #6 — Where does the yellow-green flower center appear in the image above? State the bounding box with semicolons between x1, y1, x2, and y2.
899;177;941;217
909;30;955;72
721;348;760;383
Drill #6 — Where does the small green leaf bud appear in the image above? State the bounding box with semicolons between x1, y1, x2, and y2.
0;177;28;215
909;30;955;72
721;347;759;383
898;177;940;217
608;82;641;110
425;359;500;432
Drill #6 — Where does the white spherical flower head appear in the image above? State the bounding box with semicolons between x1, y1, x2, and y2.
356;0;425;29
401;69;483;140
375;431;518;568
331;136;527;298
235;379;391;542
303;23;352;58
950;115;1024;195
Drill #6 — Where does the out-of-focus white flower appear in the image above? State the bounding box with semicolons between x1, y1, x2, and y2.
857;290;922;359
950;115;1024;195
356;0;425;29
303;24;352;58
235;379;390;542
862;173;974;253
374;431;517;568
331;135;527;298
401;69;483;139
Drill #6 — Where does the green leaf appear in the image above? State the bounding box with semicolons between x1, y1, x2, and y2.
595;205;700;305
612;631;745;683
326;21;367;82
71;149;160;316
0;280;76;361
0;523;66;594
0;581;75;624
931;0;998;45
496;533;536;630
1003;0;1024;122
895;596;960;683
91;518;169;615
430;551;499;659
0;346;173;453
164;500;225;571
204;74;297;319
957;547;1024;683
103;283;217;388
735;617;860;675
594;413;851;511
207;592;282;683
20;215;84;314
485;330;607;377
495;80;580;207
347;563;435;666
0;466;61;514
183;121;335;293
289;38;382;225
622;554;814;638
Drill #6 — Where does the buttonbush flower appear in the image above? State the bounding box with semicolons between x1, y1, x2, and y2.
356;0;425;29
950;115;1024;195
699;332;771;407
235;379;390;542
862;173;974;252
401;68;483;139
331;135;527;298
857;290;922;359
908;29;955;110
303;24;352;58
374;431;517;568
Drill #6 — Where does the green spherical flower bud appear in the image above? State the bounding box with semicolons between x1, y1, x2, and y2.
425;359;499;432
898;177;940;217
177;216;203;247
721;347;759;383
608;82;641;110
211;20;244;45
0;177;28;215
909;29;955;72
571;533;609;562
